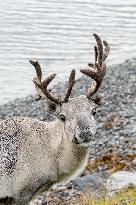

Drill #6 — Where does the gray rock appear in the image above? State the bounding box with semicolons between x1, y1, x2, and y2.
73;172;109;196
106;171;136;195
132;159;136;165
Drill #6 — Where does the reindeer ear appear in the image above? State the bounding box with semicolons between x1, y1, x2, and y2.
92;95;104;106
46;102;57;113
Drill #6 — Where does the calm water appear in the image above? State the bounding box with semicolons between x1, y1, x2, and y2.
0;0;136;104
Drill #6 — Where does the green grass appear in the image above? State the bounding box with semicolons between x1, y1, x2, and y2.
76;187;136;205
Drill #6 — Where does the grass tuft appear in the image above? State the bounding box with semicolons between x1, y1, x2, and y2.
76;187;136;205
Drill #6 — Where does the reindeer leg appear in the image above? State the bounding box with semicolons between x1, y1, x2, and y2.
12;179;53;205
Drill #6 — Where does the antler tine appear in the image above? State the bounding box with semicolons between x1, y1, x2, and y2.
41;74;61;104
29;60;42;82
80;68;101;97
103;40;110;62
30;60;61;104
29;60;43;100
80;34;110;98
63;69;76;103
93;33;103;67
94;46;98;63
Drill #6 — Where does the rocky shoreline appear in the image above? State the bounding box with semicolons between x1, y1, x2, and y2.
0;58;136;204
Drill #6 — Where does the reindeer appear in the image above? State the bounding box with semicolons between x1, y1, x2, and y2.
0;34;110;205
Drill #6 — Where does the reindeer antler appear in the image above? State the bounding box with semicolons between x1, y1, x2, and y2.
30;34;109;103
63;69;75;103
80;34;110;98
29;60;75;104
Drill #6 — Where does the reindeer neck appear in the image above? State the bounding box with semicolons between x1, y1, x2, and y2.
47;119;89;159
54;125;90;182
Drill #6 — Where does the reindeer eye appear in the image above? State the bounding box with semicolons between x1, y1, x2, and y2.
60;114;66;122
92;108;97;116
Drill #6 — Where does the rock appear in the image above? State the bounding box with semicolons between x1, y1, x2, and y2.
73;172;109;197
132;159;136;165
106;171;136;195
73;175;102;191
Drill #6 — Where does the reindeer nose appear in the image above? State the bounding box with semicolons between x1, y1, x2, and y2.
79;128;93;142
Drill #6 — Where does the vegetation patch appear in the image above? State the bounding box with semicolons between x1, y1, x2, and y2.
76;187;136;205
86;154;136;174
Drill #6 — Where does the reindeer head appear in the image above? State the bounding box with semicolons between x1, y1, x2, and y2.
30;34;110;147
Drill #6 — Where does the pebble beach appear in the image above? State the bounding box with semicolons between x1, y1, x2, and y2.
0;59;136;204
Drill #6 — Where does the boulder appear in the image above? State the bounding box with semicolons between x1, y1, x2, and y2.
73;171;109;197
106;171;136;195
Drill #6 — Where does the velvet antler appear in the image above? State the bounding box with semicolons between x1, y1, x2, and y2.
30;61;75;104
80;34;110;98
